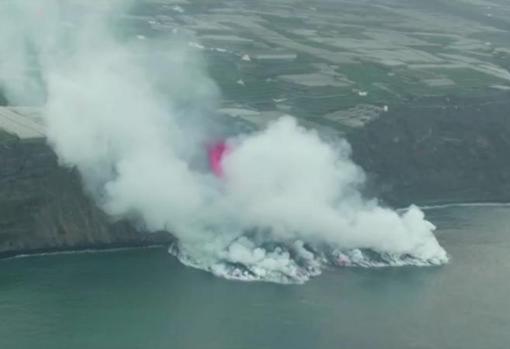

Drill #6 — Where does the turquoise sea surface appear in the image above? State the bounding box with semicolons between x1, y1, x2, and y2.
0;206;509;349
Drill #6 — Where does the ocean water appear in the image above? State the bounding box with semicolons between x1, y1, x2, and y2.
0;205;509;349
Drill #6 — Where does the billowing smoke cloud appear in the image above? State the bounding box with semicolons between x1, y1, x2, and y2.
0;0;448;283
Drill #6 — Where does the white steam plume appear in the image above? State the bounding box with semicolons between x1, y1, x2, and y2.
0;0;448;283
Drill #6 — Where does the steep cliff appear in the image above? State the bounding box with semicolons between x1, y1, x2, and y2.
2;92;510;257
0;133;172;258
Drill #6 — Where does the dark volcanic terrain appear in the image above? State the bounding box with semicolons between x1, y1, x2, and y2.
2;91;510;257
2;0;510;256
0;129;171;257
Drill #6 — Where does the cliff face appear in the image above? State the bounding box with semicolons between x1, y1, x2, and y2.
0;133;171;257
2;93;510;256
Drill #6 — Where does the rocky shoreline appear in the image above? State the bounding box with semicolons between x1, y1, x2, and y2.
0;133;172;258
1;92;510;258
0;243;169;260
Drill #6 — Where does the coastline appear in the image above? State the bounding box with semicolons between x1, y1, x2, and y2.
3;92;510;260
0;242;169;261
3;200;510;261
